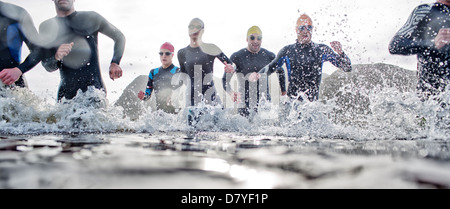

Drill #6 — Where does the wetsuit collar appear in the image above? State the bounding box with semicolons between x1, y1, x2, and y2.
161;64;175;70
296;40;314;48
57;11;77;19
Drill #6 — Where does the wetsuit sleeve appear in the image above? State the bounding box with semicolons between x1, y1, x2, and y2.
278;69;286;93
258;46;287;75
143;70;154;101
171;67;183;90
39;21;60;72
389;4;433;55
217;52;235;94
321;45;352;72
177;49;186;74
97;12;126;65
216;52;232;65
222;53;237;94
16;10;43;73
259;47;288;92
41;51;60;72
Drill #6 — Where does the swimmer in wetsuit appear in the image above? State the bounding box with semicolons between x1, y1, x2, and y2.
389;0;450;101
138;42;182;114
251;14;352;102
0;1;42;88
222;26;277;117
40;0;126;102
177;18;235;107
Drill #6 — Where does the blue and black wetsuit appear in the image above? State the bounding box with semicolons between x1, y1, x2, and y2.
142;64;182;113
389;3;450;100
0;1;42;87
222;48;276;116
40;11;126;102
260;41;352;102
177;45;232;107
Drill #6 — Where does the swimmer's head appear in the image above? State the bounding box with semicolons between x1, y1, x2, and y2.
296;14;313;44
160;42;175;53
247;26;262;37
247;26;263;53
296;14;313;27
160;42;174;67
189;18;205;38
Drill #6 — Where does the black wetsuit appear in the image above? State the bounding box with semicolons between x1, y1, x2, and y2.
260;41;352;102
222;48;276;116
40;11;125;101
389;3;450;100
177;45;232;106
143;64;182;113
0;1;42;87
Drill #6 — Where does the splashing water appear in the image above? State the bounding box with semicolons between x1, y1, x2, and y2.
1;78;448;140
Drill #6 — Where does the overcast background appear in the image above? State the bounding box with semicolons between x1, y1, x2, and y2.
4;0;431;104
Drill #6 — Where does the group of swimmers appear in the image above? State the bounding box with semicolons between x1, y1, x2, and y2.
0;0;449;119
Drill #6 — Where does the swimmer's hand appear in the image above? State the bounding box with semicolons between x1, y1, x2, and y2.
248;72;261;83
0;67;22;86
138;91;145;100
223;61;235;73
109;63;123;81
435;28;450;50
330;41;344;55
55;42;74;61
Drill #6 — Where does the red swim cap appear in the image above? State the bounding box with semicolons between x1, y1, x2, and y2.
160;42;175;53
297;14;313;26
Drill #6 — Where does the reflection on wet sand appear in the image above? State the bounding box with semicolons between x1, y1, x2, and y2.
1;132;450;189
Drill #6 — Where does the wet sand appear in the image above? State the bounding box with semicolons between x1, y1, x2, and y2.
1;132;450;189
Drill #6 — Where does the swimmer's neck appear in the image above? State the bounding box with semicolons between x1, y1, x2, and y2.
190;38;203;48
56;8;76;17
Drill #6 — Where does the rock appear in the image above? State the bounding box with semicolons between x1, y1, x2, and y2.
114;75;149;121
319;63;417;123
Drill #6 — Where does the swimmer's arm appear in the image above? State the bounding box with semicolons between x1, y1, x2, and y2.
97;13;126;65
222;55;238;94
389;4;433;55
322;45;352;72
139;76;153;101
41;50;60;72
17;12;43;74
258;46;288;75
39;22;60;72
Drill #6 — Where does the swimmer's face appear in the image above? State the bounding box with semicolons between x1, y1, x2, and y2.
188;21;204;38
296;24;313;44
53;0;75;12
247;33;262;53
159;49;173;66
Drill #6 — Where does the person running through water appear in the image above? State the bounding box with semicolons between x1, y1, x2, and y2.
222;26;277;118
178;18;235;108
389;0;450;102
250;14;352;102
0;1;42;88
40;0;126;102
138;42;182;114
178;18;235;126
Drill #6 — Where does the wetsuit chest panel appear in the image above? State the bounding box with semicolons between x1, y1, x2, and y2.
182;46;215;77
233;49;275;76
40;11;115;101
152;66;179;92
288;45;322;86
